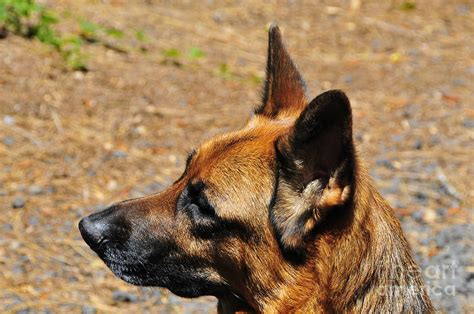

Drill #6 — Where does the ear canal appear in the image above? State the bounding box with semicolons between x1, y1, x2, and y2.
270;90;355;258
285;89;354;178
255;24;307;118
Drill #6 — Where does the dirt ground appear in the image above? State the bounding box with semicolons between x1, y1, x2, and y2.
1;0;473;313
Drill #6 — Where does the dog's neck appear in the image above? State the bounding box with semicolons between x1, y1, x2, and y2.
219;163;433;313
304;166;433;313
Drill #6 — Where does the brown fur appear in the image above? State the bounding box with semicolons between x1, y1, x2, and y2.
79;25;434;313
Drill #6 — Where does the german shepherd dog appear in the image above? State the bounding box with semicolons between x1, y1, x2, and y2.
79;25;434;313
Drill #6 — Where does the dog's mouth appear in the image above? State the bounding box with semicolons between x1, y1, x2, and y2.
105;254;229;298
80;229;230;298
105;259;155;286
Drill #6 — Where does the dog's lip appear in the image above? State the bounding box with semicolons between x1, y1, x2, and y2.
104;255;149;271
105;260;154;285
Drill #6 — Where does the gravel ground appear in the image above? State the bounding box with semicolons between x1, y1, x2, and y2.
1;1;473;313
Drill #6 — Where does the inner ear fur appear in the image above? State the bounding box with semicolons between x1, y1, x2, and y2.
270;90;356;255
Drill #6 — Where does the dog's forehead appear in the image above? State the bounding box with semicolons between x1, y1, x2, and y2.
195;132;273;178
188;117;292;196
195;118;291;171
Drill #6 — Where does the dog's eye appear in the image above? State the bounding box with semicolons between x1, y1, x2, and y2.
187;200;219;237
189;197;215;217
178;181;218;229
178;183;221;237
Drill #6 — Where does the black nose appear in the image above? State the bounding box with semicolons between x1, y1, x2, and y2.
78;206;130;252
79;215;107;250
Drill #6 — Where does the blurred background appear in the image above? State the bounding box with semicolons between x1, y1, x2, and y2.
0;0;473;313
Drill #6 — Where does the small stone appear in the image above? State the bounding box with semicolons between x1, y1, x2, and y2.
10;240;21;250
466;65;474;74
371;39;381;51
106;180;118;191
133;125;147;135
212;10;224;23
342;75;353;84
413;138;423;150
376;159;395;170
423;209;437;223
103;142;113;150
112;150;127;158
3;136;15;146
3;115;15;125
46;185;57;194
112;290;138;303
67;274;78;283
73;71;84;80
81;306;96;314
407;48;419;56
435;232;447;247
430;135;441;145
179;99;188;107
391;134;404;142
456;4;470;15
394;200;406;209
28;216;40;226
436;207;448;217
2;223;13;232
419;237;430;246
12;264;25;275
326;6;341;15
413;191;428;205
463;118;474;129
28;185;44;195
411;210;424;223
452;78;466;86
60;221;73;233
12;197;25;209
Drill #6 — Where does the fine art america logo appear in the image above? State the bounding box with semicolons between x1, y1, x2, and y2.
423;261;458;296
375;260;459;297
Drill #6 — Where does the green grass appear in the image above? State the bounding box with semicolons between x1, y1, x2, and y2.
188;47;205;59
0;0;130;71
400;1;416;11
0;1;214;72
0;0;87;70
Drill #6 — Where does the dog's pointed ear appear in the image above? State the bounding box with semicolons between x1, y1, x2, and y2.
271;90;355;257
255;24;307;117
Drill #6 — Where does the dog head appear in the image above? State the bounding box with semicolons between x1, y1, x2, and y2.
79;25;355;309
